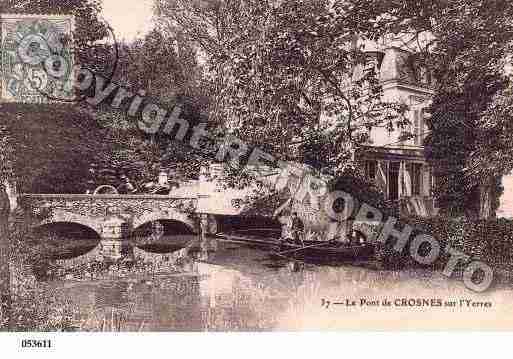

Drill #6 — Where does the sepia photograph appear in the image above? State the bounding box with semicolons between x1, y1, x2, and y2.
1;0;513;356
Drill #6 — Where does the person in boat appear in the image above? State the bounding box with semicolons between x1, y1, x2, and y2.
276;209;293;242
290;212;304;245
117;174;137;194
273;198;294;243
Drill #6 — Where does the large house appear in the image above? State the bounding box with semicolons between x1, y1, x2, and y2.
356;44;438;217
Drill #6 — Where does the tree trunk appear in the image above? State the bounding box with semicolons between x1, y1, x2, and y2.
0;183;11;330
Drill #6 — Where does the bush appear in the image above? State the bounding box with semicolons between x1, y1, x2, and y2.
1;207;77;331
369;216;513;277
357;221;411;270
407;217;512;270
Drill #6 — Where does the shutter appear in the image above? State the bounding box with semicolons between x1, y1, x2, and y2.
409;197;421;216
365;160;376;180
411;163;421;195
422;165;431;196
418;198;427;217
376;161;387;194
405;163;413;196
405;199;414;216
398;162;404;197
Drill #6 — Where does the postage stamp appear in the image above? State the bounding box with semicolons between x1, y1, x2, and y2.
1;14;74;103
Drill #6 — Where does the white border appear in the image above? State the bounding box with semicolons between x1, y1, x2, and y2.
0;332;509;359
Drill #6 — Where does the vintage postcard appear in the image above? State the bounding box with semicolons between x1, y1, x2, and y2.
2;0;513;353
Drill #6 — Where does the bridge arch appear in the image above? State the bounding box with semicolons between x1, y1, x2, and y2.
93;185;118;195
38;211;103;237
133;216;197;254
34;221;101;239
133;218;195;237
33;222;101;260
132;211;196;233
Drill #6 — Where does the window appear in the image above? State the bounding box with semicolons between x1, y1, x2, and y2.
412;108;426;146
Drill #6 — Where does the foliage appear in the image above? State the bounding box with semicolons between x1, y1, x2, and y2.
0;0;114;194
330;166;398;219
155;0;409;179
0;33;208;193
1;102;102;327
1;99;209;194
237;166;394;238
1;103;105;193
469;87;513;179
0;126;14;330
1;206;76;331
407;216;513;283
88;93;211;189
83;26;212;188
9;265;77;331
113;29;203;103
0;0;209;331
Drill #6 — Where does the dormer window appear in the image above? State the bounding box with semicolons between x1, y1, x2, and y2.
408;54;433;86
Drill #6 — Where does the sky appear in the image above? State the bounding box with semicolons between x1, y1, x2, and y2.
101;0;155;41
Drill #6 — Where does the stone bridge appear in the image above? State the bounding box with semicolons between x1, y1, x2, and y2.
19;193;219;259
20;193;203;239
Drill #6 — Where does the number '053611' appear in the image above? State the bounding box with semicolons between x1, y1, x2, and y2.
21;340;52;348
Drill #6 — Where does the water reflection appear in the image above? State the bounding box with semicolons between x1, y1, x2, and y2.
42;237;302;330
42;237;513;331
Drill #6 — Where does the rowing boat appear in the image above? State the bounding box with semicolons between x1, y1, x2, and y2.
213;231;375;263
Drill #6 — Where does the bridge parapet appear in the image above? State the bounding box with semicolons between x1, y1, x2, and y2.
21;193;197;215
21;194;200;236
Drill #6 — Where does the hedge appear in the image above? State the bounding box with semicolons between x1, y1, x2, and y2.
362;216;513;280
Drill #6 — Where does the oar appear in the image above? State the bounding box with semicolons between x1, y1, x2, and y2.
215;232;279;245
276;241;333;256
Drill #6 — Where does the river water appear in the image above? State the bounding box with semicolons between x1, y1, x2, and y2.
44;236;513;331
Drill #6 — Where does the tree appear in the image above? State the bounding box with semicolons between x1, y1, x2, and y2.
114;29;202;102
2;104;107;193
466;85;513;217
0;126;15;328
154;0;247;122
155;0;409;182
